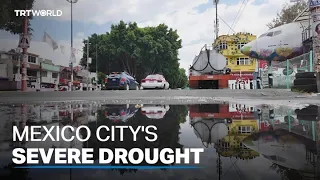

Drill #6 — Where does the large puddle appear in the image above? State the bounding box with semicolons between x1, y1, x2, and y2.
0;103;319;179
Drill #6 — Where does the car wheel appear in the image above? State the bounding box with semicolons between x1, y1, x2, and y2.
126;84;130;90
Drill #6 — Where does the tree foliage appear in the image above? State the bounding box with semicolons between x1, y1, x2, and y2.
97;72;106;84
80;20;187;88
266;1;307;29
87;104;188;175
0;0;34;34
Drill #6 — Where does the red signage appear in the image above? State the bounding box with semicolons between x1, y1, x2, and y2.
230;72;253;81
258;60;268;69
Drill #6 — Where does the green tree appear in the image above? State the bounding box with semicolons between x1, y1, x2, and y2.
86;104;188;175
97;72;106;84
81;21;187;88
0;0;34;34
266;1;307;29
175;68;188;88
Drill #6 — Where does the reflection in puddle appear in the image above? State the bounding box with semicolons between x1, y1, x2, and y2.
0;103;318;180
141;105;170;119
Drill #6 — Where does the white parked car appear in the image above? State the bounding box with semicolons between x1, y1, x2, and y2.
141;105;170;119
141;74;169;89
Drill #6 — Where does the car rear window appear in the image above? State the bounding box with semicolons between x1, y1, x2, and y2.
146;75;160;79
108;74;121;78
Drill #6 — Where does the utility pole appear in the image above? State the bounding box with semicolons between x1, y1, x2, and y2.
85;41;91;90
95;44;98;86
39;61;42;91
21;9;29;91
66;0;78;91
213;0;219;40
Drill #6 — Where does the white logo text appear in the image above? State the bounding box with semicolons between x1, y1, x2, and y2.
14;10;63;17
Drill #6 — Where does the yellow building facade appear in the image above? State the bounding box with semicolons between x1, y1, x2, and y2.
215;119;260;159
213;32;257;72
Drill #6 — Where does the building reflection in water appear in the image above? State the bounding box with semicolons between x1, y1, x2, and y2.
189;104;260;179
188;103;319;180
0;103;319;179
253;104;319;180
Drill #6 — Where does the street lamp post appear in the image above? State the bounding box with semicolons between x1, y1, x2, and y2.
66;0;78;91
85;41;91;90
96;44;98;89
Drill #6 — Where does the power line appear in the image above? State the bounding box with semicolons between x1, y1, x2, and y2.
228;0;246;34
233;0;248;31
218;14;236;33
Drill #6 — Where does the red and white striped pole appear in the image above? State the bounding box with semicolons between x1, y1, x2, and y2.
21;10;29;91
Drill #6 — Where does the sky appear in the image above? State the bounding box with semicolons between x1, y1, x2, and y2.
0;0;290;70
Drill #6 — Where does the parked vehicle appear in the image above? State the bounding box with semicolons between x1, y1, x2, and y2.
59;86;68;91
106;72;139;90
141;105;170;119
141;74;169;89
104;104;139;122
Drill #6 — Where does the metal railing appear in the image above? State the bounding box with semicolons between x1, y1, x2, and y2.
269;51;313;89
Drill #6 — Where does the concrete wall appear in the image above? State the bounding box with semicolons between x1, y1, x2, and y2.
0;80;20;90
0;64;7;78
0;57;13;80
41;70;59;84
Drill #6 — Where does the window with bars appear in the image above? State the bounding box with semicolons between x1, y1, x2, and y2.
27;70;37;77
12;55;20;60
238;126;252;134
41;71;47;77
219;42;227;49
236;58;251;65
52;73;58;78
237;42;246;49
28;56;36;63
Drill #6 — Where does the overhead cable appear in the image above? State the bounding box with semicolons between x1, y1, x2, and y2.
228;0;247;34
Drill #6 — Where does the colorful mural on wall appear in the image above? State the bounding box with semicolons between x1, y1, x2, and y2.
241;46;303;62
240;20;309;63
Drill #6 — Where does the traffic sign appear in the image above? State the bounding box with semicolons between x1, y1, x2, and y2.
18;33;31;48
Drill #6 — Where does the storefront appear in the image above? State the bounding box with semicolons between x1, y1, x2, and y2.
228;72;256;89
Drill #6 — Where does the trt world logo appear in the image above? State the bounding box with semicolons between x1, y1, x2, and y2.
14;10;62;17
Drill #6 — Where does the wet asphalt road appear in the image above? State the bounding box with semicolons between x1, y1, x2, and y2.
0;89;319;105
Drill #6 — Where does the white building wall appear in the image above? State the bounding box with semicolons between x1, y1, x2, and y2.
228;80;256;89
229;104;255;112
0;54;13;80
41;71;59;84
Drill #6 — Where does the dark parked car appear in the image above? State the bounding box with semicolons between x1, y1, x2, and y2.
106;72;139;90
104;104;139;122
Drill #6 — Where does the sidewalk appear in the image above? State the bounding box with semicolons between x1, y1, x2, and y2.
0;88;56;92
